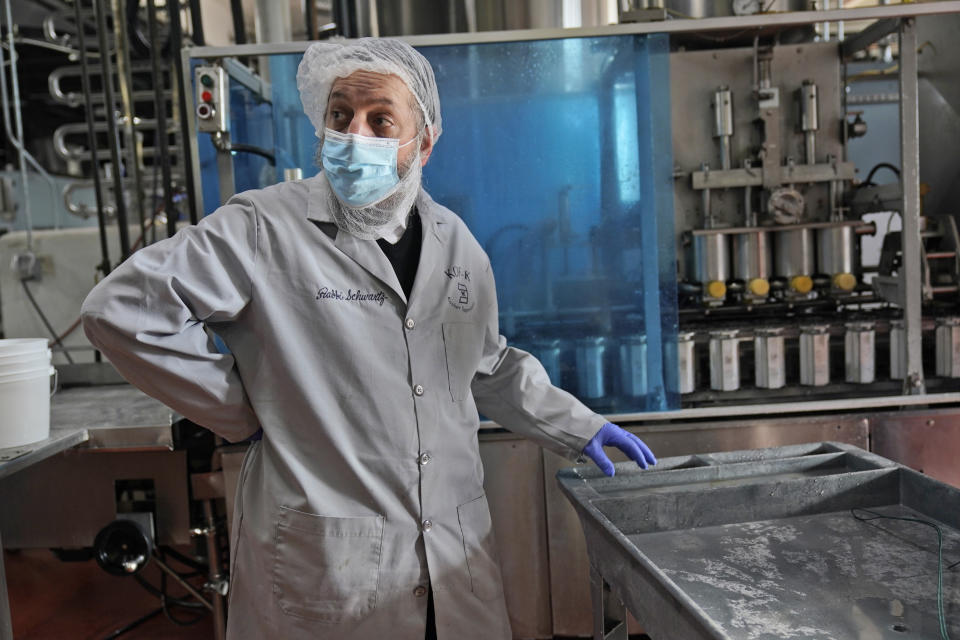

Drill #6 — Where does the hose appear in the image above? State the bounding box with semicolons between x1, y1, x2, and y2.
228;143;276;165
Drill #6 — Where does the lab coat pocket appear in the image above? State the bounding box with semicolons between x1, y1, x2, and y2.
457;494;504;601
442;322;482;402
273;507;384;623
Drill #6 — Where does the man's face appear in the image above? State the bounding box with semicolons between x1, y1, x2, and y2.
326;70;434;171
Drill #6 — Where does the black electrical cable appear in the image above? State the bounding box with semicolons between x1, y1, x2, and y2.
133;573;205;609
851;507;953;639
20;279;75;364
159;569;208;626
862;162;902;187
229;143;276;165
101;607;163;640
158;545;209;573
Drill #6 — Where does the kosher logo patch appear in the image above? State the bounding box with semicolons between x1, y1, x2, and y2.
444;265;475;312
316;286;386;306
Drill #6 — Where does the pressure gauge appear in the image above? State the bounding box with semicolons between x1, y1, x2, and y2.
732;0;762;15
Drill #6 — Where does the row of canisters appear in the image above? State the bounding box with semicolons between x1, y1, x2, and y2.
676;317;960;393
690;225;859;305
529;335;648;400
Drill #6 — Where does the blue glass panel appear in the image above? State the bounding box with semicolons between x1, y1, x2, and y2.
417;35;677;413
214;34;678;414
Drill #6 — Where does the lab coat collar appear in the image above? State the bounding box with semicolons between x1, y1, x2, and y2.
305;174;445;305
305;173;444;245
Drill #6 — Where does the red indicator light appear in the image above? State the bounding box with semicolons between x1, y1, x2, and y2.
201;90;213;103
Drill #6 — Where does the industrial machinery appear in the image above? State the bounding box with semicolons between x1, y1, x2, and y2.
669;16;960;408
3;1;960;639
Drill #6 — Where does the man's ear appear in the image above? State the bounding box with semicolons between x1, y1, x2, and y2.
419;128;435;167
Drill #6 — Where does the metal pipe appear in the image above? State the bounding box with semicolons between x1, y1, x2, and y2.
713;87;734;171
701;163;712;227
743;159;755;227
899;18;925;394
800;80;818;165
74;0;112;276
0;3;59;233
0;0;31;247
201;501;227;640
54;120;162;162
147;0;176;239
94;0;132;259
153;557;213;611
169;0;199;224
0;529;13;639
112;0;148;244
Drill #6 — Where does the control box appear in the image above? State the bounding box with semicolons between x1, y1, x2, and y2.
194;65;230;134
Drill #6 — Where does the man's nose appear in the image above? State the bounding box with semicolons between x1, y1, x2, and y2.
347;116;374;137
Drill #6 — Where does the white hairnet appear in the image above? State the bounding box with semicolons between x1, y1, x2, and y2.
297;38;442;144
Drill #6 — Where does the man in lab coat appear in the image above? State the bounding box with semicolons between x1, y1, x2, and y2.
81;38;656;640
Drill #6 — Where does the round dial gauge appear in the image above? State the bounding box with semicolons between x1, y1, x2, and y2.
732;0;763;15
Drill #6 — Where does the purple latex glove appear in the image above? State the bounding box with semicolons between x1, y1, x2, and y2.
582;422;657;477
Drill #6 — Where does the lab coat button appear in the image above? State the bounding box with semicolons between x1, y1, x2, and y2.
418;452;432;466
422;519;433;532
414;384;424;396
405;318;415;330
414;585;427;597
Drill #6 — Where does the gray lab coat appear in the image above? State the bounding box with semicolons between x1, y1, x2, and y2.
81;175;607;639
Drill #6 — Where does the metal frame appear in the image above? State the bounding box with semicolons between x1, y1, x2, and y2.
178;2;960;417
180;1;960;220
898;18;925;395
184;1;960;55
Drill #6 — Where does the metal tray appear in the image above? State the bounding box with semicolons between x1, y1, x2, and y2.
557;442;960;639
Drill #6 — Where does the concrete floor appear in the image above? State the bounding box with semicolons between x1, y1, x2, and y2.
5;549;214;639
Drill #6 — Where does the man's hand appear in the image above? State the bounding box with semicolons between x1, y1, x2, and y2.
582;422;657;477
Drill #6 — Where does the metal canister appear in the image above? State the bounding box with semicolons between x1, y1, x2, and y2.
734;231;772;301
935;317;960;378
677;331;697;394
709;330;740;392
532;338;564;385
619;334;648;398
774;228;815;295
799;324;830;386
889;319;906;380
576;336;607;399
844;321;875;384
693;233;730;302
754;327;786;389
817;226;857;293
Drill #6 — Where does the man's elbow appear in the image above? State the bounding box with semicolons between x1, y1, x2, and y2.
80;284;115;349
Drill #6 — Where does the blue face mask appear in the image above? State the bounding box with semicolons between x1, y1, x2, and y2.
321;128;417;208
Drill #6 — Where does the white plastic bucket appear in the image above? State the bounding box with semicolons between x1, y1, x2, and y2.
0;366;56;449
0;338;48;358
0;349;52;369
0;362;53;379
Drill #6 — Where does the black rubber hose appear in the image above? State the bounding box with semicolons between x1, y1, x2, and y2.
864;162;901;186
159;545;209;573
133;574;206;609
229;143;276;165
101;607;163;639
